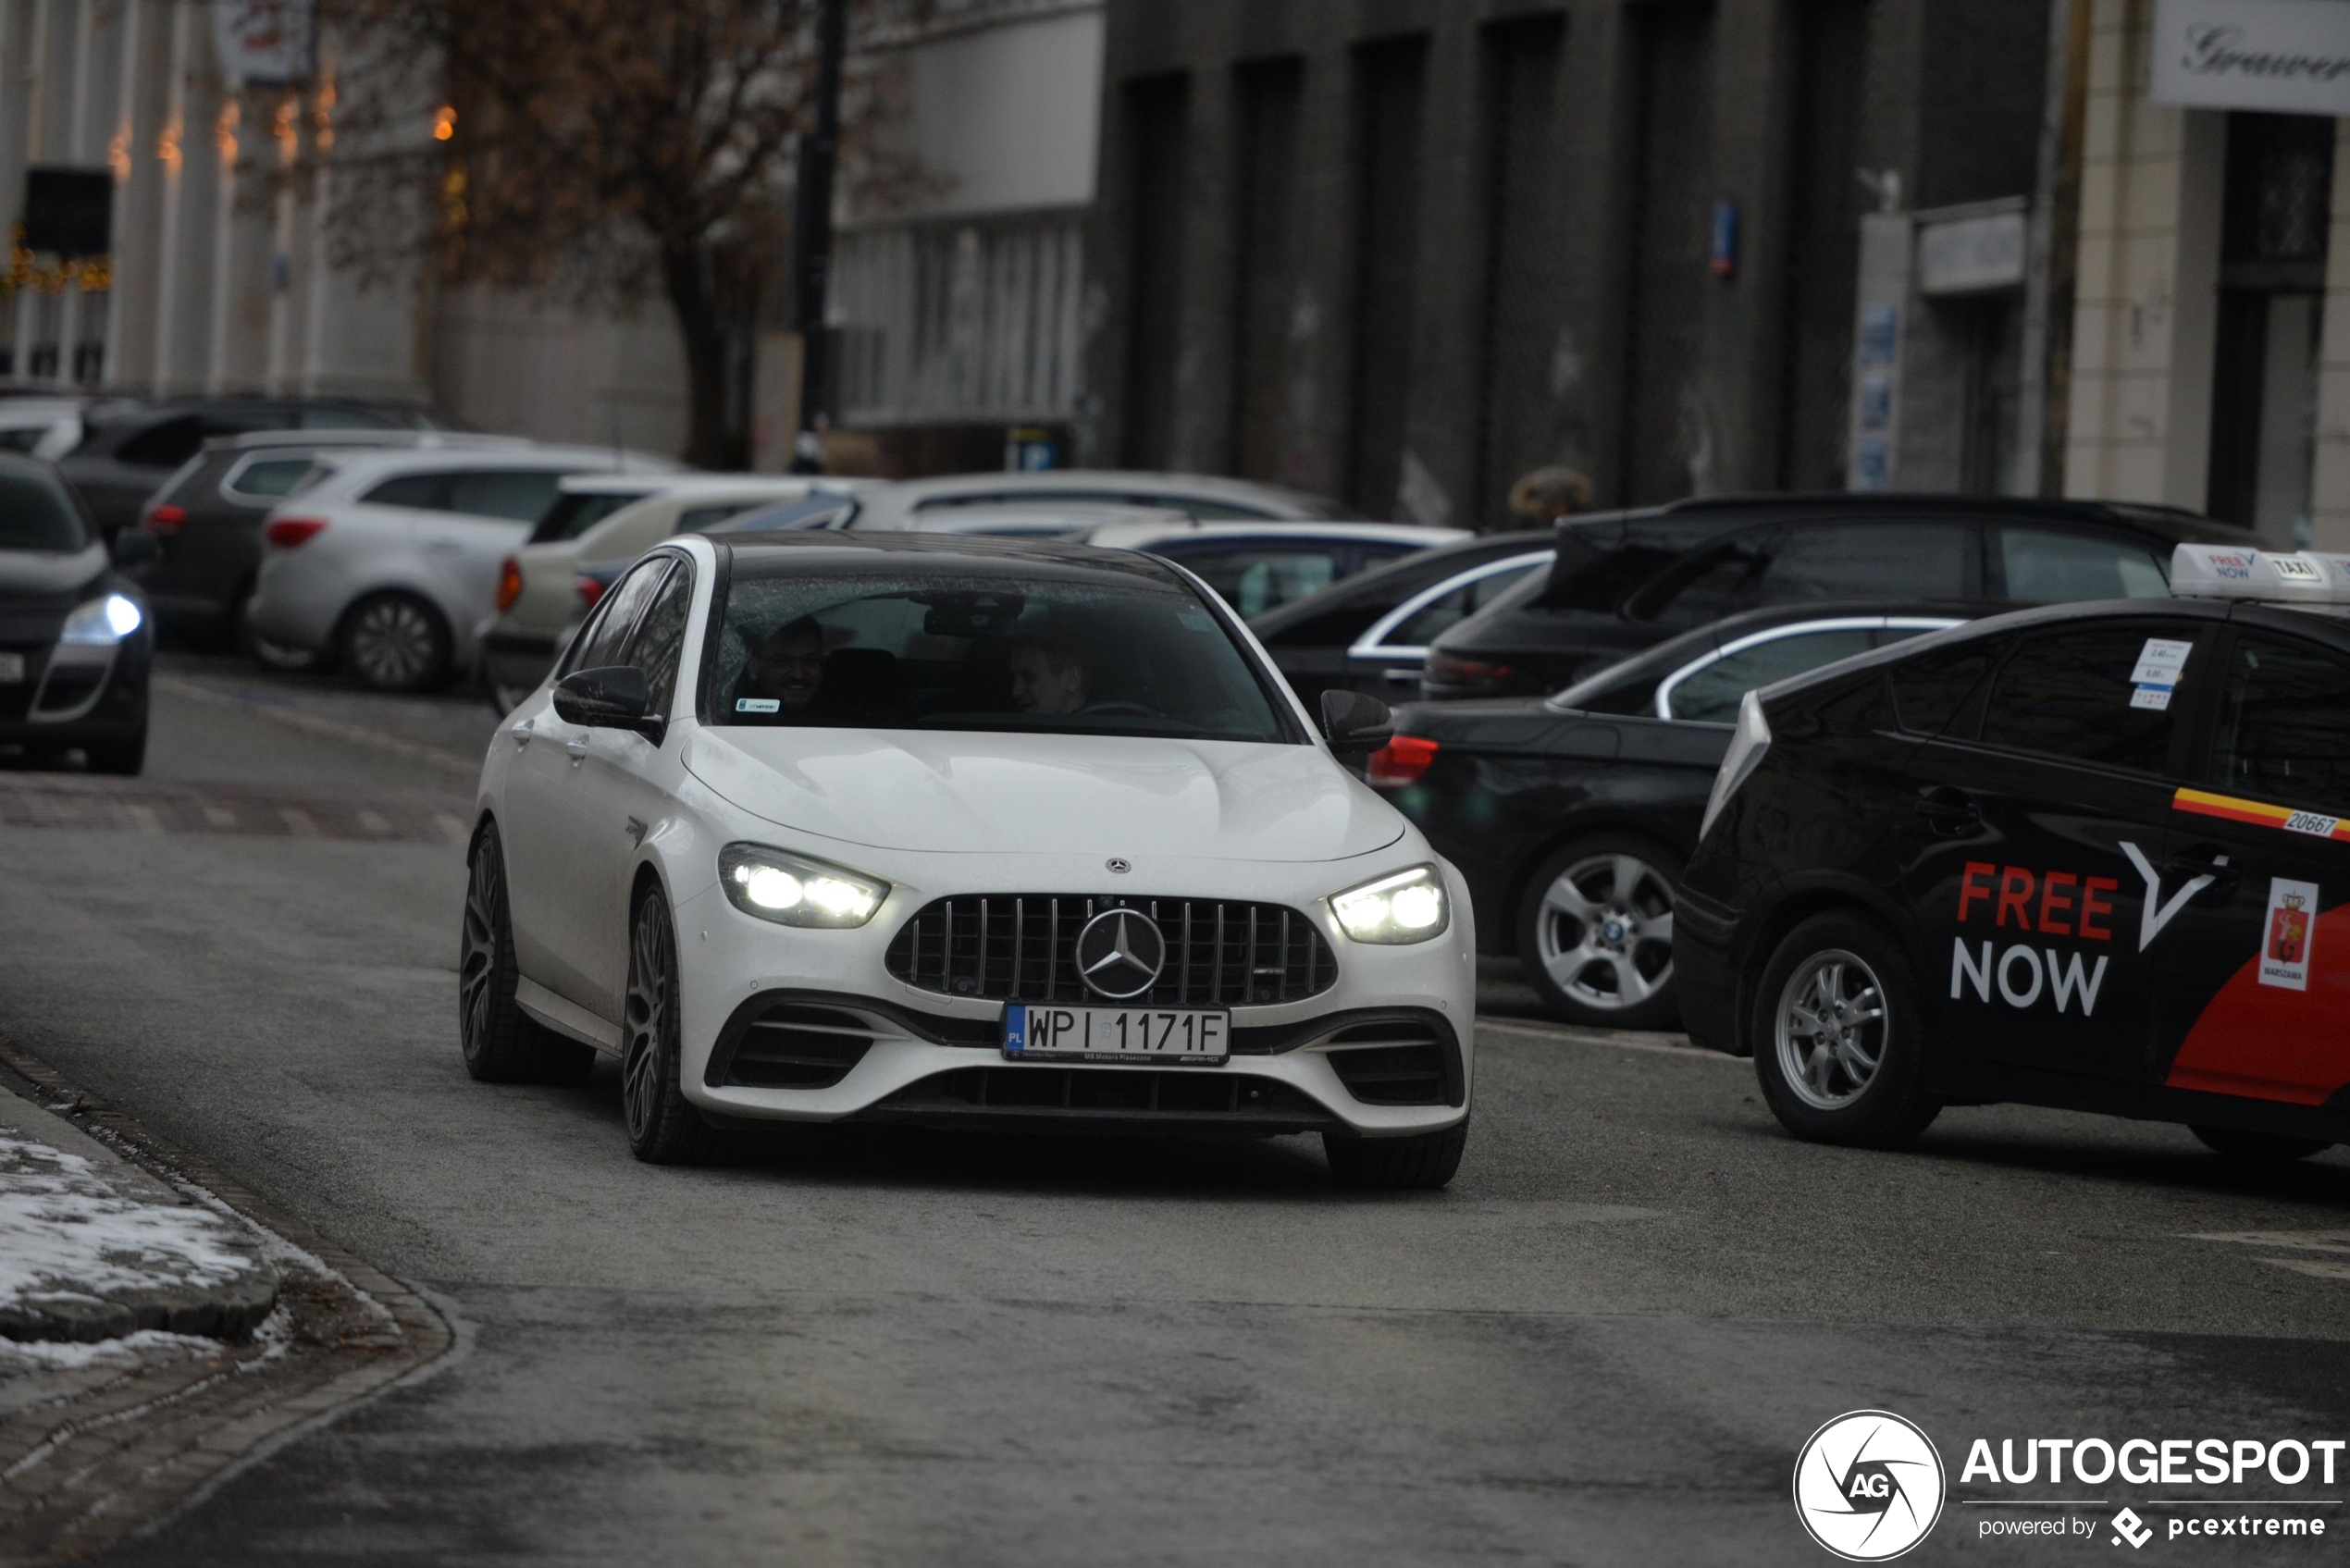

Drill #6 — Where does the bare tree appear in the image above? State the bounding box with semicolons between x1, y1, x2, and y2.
303;0;924;466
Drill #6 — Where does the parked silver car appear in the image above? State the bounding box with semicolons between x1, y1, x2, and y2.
246;445;680;691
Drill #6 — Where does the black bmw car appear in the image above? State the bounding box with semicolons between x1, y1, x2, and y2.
1371;600;1998;1027
1677;588;2350;1162
1420;494;2254;702
0;456;151;773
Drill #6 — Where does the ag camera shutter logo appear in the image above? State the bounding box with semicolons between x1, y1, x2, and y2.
1793;1410;1946;1561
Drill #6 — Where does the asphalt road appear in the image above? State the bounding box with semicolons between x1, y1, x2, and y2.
5;653;2350;1565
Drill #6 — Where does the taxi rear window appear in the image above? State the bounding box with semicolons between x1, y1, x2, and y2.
1890;647;1995;736
1978;626;2185;773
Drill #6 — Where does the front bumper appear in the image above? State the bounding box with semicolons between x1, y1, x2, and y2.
666;858;1479;1139
0;636;149;747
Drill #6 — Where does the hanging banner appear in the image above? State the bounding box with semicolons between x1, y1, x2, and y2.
2152;0;2350;117
210;0;315;87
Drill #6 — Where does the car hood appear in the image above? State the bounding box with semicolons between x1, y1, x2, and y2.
683;727;1407;861
0;542;106;605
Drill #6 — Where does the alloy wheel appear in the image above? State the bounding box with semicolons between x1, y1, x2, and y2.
622;899;676;1146
1533;853;1676;1012
1773;948;1889;1110
349;599;440;688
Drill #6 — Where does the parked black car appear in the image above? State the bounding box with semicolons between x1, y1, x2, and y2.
1420;495;2253;701
1373;600;1994;1026
1251;531;1553;710
0;456;151;773
59;396;447;541
1677;595;2350;1161
121;430;511;665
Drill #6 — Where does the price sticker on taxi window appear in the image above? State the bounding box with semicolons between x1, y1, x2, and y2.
2128;636;2194;711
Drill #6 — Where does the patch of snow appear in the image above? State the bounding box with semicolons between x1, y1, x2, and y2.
0;1126;259;1318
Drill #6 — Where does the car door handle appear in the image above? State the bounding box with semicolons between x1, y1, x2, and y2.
2165;854;2241;891
1913;788;1981;835
421;536;461;554
509;722;534;748
565;735;590;760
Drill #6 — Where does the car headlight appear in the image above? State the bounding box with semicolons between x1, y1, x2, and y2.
719;843;889;929
1329;863;1449;945
59;592;142;646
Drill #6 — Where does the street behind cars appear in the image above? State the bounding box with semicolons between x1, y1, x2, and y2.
1678;544;2350;1165
1420;494;2255;701
468;532;1474;1185
0;455;151;773
1373;602;1990;1028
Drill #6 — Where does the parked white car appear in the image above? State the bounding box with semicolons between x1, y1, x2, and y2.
0;398;86;462
1082;520;1473;619
247;445;680;691
463;531;1475;1184
481;475;870;710
826;470;1357;530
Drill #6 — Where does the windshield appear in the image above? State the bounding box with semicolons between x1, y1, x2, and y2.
709;566;1297;743
0;465;92;551
529;490;644;545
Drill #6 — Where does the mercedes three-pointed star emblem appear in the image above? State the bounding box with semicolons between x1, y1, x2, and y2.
1073;907;1167;1000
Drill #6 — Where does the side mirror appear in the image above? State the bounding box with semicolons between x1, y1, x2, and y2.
554;664;663;743
111;529;160;568
1319;687;1393;756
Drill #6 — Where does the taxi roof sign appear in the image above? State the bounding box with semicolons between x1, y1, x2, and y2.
2170;543;2350;613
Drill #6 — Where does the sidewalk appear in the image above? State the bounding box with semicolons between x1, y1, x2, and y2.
0;1085;278;1344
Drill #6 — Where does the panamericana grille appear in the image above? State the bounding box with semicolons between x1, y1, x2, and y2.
884;894;1338;1008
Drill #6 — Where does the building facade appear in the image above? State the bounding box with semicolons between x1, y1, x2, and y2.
1082;0;2054;525
2059;0;2350;550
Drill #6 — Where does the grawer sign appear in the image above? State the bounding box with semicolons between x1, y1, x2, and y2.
2153;0;2350;117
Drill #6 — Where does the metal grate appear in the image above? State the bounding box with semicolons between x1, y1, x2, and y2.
715;1003;873;1090
884;894;1336;1008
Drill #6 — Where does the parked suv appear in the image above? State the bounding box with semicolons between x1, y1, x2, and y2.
59;396;450;540
123;430;525;664
1420;495;2254;700
246;446;678;691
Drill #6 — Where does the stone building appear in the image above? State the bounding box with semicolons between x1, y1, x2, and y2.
1081;0;2057;525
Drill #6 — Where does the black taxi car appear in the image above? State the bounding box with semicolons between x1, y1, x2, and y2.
1677;547;2350;1162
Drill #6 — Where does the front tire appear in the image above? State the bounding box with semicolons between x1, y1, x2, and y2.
1516;834;1683;1029
459;822;596;1085
621;888;717;1166
1323;1120;1468;1190
342;592;451;692
1751;911;1940;1148
2191;1126;2333;1165
82;726;146;776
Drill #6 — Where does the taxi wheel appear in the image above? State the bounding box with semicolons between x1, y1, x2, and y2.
622;888;717;1166
459;823;596;1087
2190;1126;2334;1165
1752;912;1940;1149
1516;835;1683;1030
1323;1120;1468;1190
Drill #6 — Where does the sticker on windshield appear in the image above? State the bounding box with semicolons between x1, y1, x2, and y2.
2128;636;2193;710
2261;878;2319;991
736;698;781;713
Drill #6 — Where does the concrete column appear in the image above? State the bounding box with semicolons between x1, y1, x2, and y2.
105;0;171;390
10;0;53;367
1165;61;1231;475
1279;37;1353;500
1700;0;1799;496
1393;16;1480;530
152;3;217;395
1551;0;1634;505
2061;0;2218;509
2307;117;2350;551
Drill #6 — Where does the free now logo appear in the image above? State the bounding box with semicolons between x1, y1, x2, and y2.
1947;844;2220;1018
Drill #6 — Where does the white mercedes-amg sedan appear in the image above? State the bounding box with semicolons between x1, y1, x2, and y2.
463;532;1475;1187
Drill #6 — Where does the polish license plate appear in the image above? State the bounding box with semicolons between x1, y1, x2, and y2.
0;652;21;684
1003;1003;1231;1065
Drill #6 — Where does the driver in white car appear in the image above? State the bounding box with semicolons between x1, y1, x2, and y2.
1007;629;1090;716
736;616;827;718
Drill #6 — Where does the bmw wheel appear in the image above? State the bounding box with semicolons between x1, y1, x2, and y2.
1751;911;1940;1148
459;822;595;1085
1516;835;1682;1029
622;887;716;1166
342;592;451;692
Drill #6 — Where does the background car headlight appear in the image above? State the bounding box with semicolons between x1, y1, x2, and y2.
1329;863;1449;945
719;843;888;929
59;593;142;646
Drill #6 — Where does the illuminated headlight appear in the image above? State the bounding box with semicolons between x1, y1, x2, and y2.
1329;863;1449;945
719;843;888;929
59;593;142;646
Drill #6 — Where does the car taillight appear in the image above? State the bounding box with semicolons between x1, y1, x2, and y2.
1699;690;1774;843
495;557;524;612
264;516;328;549
1426;651;1515;688
576;576;604;609
142;502;186;535
1367;735;1440;788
